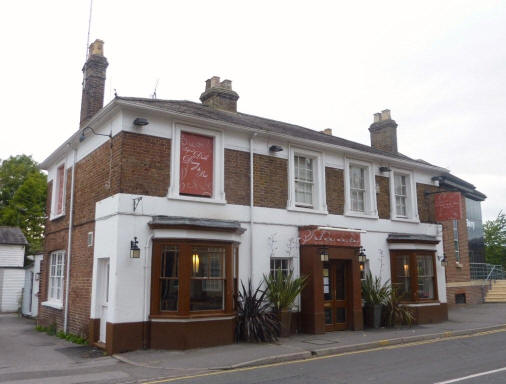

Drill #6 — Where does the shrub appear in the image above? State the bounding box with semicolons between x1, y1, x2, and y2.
383;289;414;327
361;271;390;305
235;279;279;342
263;270;307;312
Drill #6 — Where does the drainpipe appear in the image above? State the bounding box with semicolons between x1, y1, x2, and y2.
63;147;77;334
249;133;257;281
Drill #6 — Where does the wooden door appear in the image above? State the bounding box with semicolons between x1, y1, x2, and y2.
323;260;349;331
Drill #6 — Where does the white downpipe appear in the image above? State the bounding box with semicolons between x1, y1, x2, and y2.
249;133;257;281
63;148;77;334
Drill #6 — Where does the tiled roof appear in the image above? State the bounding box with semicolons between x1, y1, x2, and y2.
0;227;28;245
117;97;439;167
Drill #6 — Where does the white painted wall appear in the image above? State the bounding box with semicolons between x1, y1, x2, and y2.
22;255;42;316
92;191;445;324
0;245;24;267
0;268;25;312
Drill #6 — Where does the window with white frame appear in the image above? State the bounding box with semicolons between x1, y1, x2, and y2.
294;155;314;207
350;166;366;212
51;163;66;218
389;169;418;220
288;146;326;212
48;250;65;304
394;174;408;217
270;258;291;277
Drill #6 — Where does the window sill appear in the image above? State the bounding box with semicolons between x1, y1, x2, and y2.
391;217;420;224
41;300;63;310
456;262;464;269
150;312;235;322
344;211;379;220
403;301;441;307
167;193;227;205
287;206;328;215
49;212;66;221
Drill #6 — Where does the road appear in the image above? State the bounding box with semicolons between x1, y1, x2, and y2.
146;329;506;384
1;314;506;383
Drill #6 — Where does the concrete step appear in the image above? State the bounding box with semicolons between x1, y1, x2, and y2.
485;298;506;303
486;295;506;300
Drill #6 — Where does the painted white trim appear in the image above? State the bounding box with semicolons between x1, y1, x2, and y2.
150;315;235;323
287;145;327;213
404;302;441;307
152;229;244;243
41;300;63;310
344;157;378;218
388;243;438;251
167;122;226;204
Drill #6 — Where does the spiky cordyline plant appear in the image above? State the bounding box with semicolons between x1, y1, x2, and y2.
235;279;280;343
383;288;415;327
361;271;391;305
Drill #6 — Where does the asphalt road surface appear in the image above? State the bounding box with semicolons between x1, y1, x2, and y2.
148;329;506;384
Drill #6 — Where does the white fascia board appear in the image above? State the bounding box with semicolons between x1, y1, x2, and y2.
39;101;120;170
115;99;449;174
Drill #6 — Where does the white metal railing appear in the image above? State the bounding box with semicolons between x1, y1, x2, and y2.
470;263;505;280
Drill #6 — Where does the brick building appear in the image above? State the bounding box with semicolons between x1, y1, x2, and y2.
38;39;483;354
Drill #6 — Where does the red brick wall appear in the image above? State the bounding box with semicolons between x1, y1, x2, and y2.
325;167;344;215
446;285;487;305
253;154;288;209
376;175;390;219
417;183;439;223
225;149;250;205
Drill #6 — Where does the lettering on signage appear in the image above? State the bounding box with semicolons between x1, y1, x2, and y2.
299;229;360;247
180;132;213;197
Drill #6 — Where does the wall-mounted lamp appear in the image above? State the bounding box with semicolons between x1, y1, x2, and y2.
79;126;113;145
357;247;367;263
192;253;200;274
379;166;391;173
269;145;283;152
133;117;149;127
438;254;448;268
130;237;140;258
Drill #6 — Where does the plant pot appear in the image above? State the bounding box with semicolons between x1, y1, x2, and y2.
364;304;382;328
278;309;292;337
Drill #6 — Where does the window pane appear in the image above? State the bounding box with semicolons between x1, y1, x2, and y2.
161;246;178;278
392;255;411;300
192;247;225;277
160;279;178;311
190;280;224;310
417;255;434;299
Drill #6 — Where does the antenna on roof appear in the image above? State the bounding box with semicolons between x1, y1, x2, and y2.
151;79;159;99
82;0;93;90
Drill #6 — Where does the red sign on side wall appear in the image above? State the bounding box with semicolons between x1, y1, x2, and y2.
180;132;214;197
434;192;462;221
299;228;361;247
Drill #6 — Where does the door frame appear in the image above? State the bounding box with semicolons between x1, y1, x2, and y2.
323;259;352;332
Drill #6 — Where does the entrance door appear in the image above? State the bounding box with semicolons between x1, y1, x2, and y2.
322;260;349;331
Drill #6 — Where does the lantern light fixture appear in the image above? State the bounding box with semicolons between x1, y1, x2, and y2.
357;246;367;263
438;254;448;268
130;237;140;258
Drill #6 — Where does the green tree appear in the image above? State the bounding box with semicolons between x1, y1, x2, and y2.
0;155;47;255
484;211;506;267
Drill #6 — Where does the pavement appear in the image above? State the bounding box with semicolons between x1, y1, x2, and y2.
0;304;505;383
115;303;506;373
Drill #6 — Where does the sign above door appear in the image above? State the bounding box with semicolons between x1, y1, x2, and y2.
299;227;361;247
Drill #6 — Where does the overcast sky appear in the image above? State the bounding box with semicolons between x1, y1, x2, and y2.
1;1;504;220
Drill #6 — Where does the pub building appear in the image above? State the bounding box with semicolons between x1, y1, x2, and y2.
38;40;452;354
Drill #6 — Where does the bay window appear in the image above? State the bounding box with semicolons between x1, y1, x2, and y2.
390;251;437;302
151;240;235;317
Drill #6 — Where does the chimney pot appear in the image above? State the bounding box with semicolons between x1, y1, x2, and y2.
321;128;333;135
374;112;381;122
381;109;391;120
88;39;104;57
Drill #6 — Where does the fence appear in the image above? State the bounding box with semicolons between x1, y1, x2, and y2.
470;263;505;280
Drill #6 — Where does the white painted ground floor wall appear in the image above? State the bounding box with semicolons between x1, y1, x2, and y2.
90;193;446;325
0;268;25;312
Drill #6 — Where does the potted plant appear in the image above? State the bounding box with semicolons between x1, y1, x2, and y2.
361;271;390;328
383;288;414;327
263;270;307;337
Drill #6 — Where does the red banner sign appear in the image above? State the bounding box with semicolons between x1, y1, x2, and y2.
434;192;462;221
180;132;213;197
299;228;360;247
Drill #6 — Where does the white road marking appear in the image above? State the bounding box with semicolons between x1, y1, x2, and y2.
434;366;506;384
2;370;130;384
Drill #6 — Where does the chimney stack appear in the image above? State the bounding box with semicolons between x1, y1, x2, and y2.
200;76;239;112
80;39;108;125
320;128;333;135
368;109;398;153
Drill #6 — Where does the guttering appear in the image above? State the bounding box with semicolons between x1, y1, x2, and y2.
63;147;77;334
249;133;258;280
